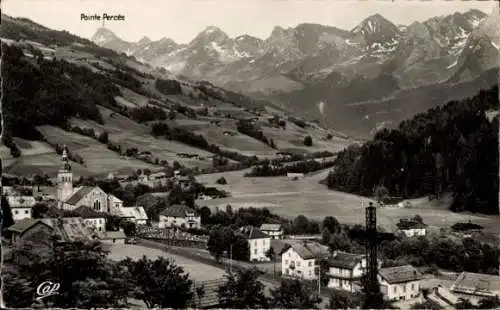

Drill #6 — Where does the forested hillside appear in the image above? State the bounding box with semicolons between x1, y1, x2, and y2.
324;85;499;214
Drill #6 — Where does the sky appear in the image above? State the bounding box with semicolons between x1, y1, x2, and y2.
4;0;498;44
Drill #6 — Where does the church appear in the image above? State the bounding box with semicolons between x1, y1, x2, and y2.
57;146;123;213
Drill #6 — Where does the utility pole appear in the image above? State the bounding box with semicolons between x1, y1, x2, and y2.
229;244;233;274
317;263;321;296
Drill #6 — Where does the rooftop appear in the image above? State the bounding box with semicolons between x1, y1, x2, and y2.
396;220;427;230
160;204;199;218
328;251;366;269
260;223;282;231
237;226;270;240
452;272;500;297
281;241;330;260
379;265;422;284
120;206;149;220
65;186;95;205
7;219;52;234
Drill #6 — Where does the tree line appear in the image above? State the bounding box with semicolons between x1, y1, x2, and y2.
324;85;499;215
245;159;336;177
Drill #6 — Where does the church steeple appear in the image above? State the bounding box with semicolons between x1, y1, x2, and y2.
61;145;71;171
57;145;73;209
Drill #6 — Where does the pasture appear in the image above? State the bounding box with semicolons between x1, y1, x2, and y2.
36;125;155;176
108;244;225;282
195;169;500;233
71;106;218;169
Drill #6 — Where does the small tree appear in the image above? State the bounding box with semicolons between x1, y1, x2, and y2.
269;279;321;309
374;185;389;204
218;268;268;308
266;246;276;277
216;176;228;185
195;285;205;308
329;289;359;309
303;136;313;147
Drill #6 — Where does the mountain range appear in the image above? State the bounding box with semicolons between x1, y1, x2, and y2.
92;8;499;137
93;9;498;92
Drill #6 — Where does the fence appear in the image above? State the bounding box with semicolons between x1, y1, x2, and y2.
190;278;228;308
137;227;208;249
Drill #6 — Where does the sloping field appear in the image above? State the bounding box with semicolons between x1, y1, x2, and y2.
117;86;152;107
195;169;500;234
37;125;155;176
261;120;351;154
70;106;217;169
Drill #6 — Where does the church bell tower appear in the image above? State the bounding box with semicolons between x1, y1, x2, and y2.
57;145;73;209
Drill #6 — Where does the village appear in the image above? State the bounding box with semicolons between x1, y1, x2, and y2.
3;146;500;309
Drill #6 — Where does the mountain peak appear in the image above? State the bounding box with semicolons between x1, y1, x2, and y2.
91;27;121;44
138;36;151;44
202;25;225;35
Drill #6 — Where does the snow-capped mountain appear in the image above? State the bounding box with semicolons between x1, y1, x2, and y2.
92;9;495;95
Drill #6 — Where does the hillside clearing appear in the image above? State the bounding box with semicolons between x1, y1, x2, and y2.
195;169;500;233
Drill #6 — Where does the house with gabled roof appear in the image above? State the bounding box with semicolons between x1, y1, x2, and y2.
237;225;271;262
378;265;422;301
280;241;330;280
451;272;500;305
326;251;382;292
7;195;36;221
396;219;427;237
159;204;201;229
41;217;98;243
260;223;284;239
7;219;54;246
118;206;149;225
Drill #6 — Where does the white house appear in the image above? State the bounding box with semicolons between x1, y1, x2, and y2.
451;272;500;305
118;206;149;225
280;241;330;280
237;226;271;262
7;196;36;221
326;251;382;292
396;220;427;237
260;223;284;240
158;205;201;229
378;265;422;301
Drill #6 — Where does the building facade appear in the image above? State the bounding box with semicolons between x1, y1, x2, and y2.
159;205;201;229
238;226;271;262
260;223;284;240
7;219;54;246
327;252;370;292
7;196;36;221
396;220;427;237
378;265;422;301
451;272;500;305
281;241;330;280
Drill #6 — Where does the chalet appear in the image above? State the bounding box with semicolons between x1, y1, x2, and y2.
7;196;36;221
119;206;149;225
396;220;427;237
102;229;127;244
237;226;271;262
378;265;422;301
7;219;54;246
159;205;201;229
260;223;284;240
280;241;330;280
326;251;381;293
451;272;500;305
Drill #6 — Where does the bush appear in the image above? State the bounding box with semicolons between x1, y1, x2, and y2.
216;176;228;185
303;136;313;146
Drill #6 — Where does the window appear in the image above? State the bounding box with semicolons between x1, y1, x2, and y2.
411;283;415;291
254;249;257;254
403;285;406;293
308;261;313;267
339;279;343;286
297;261;301;267
93;200;101;211
25;210;29;214
393;287;397;293
285;260;288;265
15;210;19;214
